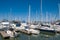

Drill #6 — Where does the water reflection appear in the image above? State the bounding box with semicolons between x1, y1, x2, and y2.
1;31;60;40
2;37;19;40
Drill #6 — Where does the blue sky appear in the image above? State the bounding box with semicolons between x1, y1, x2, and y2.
0;0;60;21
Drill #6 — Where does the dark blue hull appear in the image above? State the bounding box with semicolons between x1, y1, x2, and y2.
40;29;56;33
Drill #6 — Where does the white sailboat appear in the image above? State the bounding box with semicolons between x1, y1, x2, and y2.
39;0;56;33
54;4;60;32
40;11;55;33
28;5;40;35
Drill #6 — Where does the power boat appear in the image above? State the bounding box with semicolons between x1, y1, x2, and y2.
6;28;20;37
20;22;40;35
0;20;10;30
10;21;23;30
39;23;56;33
25;28;40;35
29;29;40;35
54;22;60;32
29;24;39;29
28;24;40;35
25;25;40;35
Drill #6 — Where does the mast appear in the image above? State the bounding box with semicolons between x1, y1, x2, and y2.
58;4;60;20
50;13;51;22
46;12;48;22
40;0;42;22
36;10;37;21
28;5;31;23
9;8;12;21
46;12;47;22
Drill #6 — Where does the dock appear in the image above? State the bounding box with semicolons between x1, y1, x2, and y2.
0;31;10;39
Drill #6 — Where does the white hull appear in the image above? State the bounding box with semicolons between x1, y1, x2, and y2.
7;30;19;37
26;29;40;35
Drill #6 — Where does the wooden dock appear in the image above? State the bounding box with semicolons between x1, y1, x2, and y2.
0;31;10;39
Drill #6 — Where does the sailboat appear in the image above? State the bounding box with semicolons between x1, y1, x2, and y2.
53;4;60;32
40;12;56;33
39;0;56;33
4;8;20;37
27;5;40;35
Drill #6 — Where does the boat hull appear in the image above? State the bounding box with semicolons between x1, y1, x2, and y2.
40;29;56;33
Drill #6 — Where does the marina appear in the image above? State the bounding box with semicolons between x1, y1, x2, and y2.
0;20;60;39
0;0;60;40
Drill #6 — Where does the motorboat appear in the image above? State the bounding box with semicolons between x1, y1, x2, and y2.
0;20;10;30
54;22;60;32
29;29;40;35
25;26;40;35
29;24;39;29
39;23;56;33
6;29;19;37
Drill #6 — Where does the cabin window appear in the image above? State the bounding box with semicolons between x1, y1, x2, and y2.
16;24;21;27
41;24;50;28
22;21;26;23
3;24;9;26
25;26;29;29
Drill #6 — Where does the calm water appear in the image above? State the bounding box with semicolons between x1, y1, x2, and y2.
0;31;60;40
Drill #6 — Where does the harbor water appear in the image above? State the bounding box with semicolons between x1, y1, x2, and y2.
0;31;60;40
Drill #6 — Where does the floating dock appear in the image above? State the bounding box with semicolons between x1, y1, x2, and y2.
0;31;10;39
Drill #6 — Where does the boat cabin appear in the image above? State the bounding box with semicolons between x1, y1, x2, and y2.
1;21;10;28
41;24;50;28
55;22;60;25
